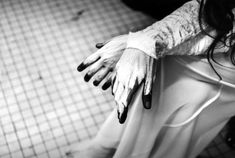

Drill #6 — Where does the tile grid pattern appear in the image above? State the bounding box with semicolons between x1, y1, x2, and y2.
0;0;234;158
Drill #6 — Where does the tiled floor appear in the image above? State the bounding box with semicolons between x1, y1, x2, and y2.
0;0;234;158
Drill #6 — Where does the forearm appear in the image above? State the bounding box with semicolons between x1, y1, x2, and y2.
166;29;229;56
126;0;217;58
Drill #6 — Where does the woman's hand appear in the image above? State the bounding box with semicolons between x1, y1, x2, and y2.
77;35;127;90
113;48;156;124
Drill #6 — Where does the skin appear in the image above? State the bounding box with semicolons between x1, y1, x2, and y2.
113;48;155;123
77;35;127;90
77;35;155;124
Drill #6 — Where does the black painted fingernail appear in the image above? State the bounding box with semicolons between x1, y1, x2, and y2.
117;110;120;119
112;76;116;85
93;80;100;86
143;93;152;109
111;77;116;90
102;81;111;90
84;74;92;82
77;63;86;72
96;43;104;49
119;106;128;124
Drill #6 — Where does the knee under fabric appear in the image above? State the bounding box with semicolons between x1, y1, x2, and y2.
121;0;190;19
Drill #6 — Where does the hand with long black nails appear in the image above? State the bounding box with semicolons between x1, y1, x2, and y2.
77;35;128;90
112;48;156;124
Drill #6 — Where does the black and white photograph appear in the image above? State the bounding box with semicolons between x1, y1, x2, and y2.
1;0;235;158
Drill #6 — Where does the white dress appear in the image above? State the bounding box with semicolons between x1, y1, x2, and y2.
93;55;235;158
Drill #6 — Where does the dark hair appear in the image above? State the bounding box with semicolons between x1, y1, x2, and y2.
199;0;235;80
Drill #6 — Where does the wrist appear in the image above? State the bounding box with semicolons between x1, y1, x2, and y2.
126;31;157;59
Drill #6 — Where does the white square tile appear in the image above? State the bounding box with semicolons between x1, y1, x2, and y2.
45;139;57;151
37;152;50;158
31;134;43;145
88;126;98;136
0;137;7;146
67;105;77;113
39;122;50;132
67;132;78;144
20;137;32;148
0;145;10;155
30;98;41;108
48;149;61;158
26;89;37;98
17;129;28;139
11;150;24;158
63;97;73;106
69;113;81;122
22;147;34;158
12;112;23;122
42;103;54;112
46;111;57;120
28;125;40;136
0;107;10;116
32;106;44;116
9;104;20;114
56;108;67;117
34;144;47;155
84;118;95;127
80;110;90;118
4;123;15;134
49;119;61;129
60;116;71;125
57;137;68;148
52;128;64;137
19;101;31;111
78;129;89;140
23;113;35;124
42;130;54;141
8;141;21;152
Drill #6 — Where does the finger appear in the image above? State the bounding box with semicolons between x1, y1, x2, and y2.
95;43;105;49
77;53;101;72
142;58;155;109
112;75;119;95
118;102;128;124
77;62;87;72
93;68;110;86
96;38;112;49
101;72;114;90
114;82;124;103
111;75;116;94
115;101;120;119
142;80;152;109
115;100;128;124
120;87;130;107
84;60;103;82
126;79;139;106
117;101;124;118
128;71;138;89
144;57;154;95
